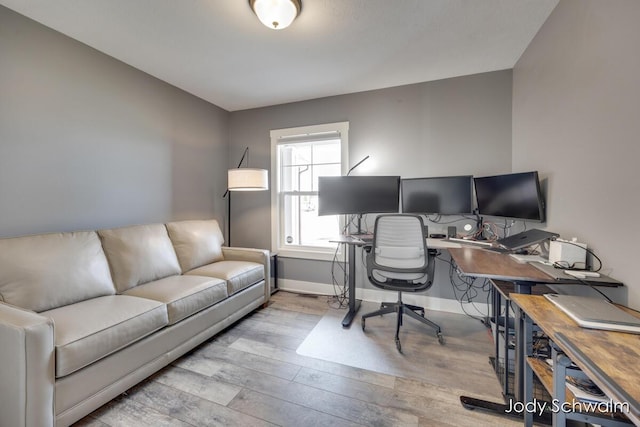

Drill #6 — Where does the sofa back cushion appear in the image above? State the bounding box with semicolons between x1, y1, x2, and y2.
166;219;224;273
98;224;181;293
0;231;116;312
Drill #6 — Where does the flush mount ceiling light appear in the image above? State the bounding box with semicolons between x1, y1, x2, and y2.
249;0;301;30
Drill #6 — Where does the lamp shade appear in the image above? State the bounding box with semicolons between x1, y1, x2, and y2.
228;168;269;191
250;0;301;30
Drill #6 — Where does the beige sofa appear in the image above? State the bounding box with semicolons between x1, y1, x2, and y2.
0;219;270;427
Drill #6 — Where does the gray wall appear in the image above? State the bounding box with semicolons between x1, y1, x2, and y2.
513;0;640;307
0;6;229;237
229;70;513;299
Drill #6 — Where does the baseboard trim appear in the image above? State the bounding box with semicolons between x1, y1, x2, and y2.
277;279;489;316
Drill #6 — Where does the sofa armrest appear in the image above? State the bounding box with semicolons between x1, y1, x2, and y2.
0;303;55;427
222;247;271;302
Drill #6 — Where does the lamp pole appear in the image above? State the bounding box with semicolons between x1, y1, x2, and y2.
345;155;370;235
224;147;269;246
223;147;249;246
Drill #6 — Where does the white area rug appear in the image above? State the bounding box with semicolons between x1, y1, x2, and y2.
296;301;503;398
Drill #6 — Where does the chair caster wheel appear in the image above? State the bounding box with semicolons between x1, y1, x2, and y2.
395;338;402;353
361;318;366;331
437;332;445;345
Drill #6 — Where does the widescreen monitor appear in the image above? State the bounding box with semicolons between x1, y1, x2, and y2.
318;176;400;216
401;175;473;215
474;171;545;222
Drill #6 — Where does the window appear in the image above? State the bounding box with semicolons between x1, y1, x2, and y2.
271;122;348;260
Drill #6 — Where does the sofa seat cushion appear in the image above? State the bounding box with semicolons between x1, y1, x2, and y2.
123;275;228;325
186;261;264;296
98;224;182;293
40;295;168;378
166;220;225;273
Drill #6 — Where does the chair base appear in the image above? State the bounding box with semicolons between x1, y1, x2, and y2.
361;292;444;352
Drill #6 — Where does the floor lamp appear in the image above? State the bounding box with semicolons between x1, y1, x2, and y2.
224;147;269;246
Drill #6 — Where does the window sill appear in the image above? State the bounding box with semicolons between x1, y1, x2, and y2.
275;247;342;262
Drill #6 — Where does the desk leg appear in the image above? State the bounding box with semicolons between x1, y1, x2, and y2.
552;346;568;427
460;283;517;419
503;294;510;397
522;308;534;427
341;243;361;328
514;282;532;402
491;288;510;397
492;288;502;393
460;281;541;423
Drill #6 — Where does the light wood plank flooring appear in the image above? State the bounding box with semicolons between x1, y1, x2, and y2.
74;291;523;427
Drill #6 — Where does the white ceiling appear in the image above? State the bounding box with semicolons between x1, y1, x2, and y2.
0;0;558;111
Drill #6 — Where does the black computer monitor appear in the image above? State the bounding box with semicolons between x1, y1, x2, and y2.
474;171;546;222
401;175;473;215
318;176;400;216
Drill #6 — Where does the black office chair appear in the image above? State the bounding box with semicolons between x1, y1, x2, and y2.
361;214;444;352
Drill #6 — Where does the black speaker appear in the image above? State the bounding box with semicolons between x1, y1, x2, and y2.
447;226;457;238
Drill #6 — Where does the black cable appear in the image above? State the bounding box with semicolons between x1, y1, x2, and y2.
329;243;348;308
573;278;614;303
550;237;603;272
437;255;489;321
587;285;613;303
426;214;442;223
330;214;362;309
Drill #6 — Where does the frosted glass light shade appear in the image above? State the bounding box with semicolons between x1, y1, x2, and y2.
228;168;269;191
250;0;301;30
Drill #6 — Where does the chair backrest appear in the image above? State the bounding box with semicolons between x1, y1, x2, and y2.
366;214;435;291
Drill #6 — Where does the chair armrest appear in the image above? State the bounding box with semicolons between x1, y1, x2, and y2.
222;247;271;302
0;303;55;427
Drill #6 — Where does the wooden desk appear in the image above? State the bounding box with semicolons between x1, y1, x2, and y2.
449;247;552;292
448;247;622;290
491;280;556;398
448;246;624;420
450;246;562;408
447;247;547;417
512;294;640;426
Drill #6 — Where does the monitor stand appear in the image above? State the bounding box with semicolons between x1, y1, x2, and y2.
474;210;486;240
348;214;366;236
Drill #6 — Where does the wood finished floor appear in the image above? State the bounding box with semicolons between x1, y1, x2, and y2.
73;291;524;427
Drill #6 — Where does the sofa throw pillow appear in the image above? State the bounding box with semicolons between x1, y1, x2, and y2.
166;219;224;273
98;224;182;293
0;231;116;312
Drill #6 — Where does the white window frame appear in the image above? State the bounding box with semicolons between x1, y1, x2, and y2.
270;122;349;261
